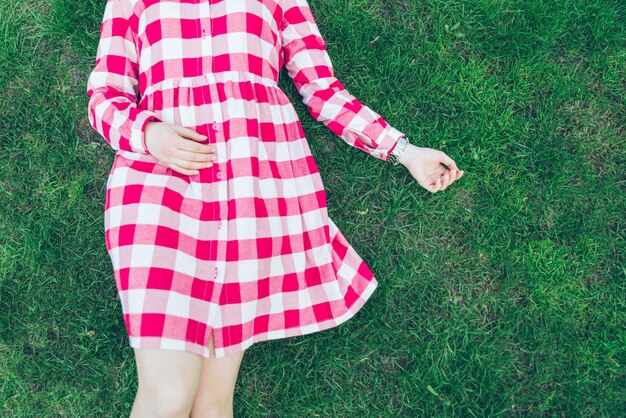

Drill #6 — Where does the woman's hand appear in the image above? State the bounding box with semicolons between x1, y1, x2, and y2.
397;143;464;193
144;121;218;175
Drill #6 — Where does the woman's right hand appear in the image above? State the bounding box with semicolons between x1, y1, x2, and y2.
144;120;218;176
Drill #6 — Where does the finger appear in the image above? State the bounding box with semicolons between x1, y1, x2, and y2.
438;172;449;191
440;172;451;191
172;125;208;142
167;161;201;176
177;137;217;154
446;168;461;183
440;153;458;171
429;177;442;193
175;148;217;163
170;158;214;170
435;177;443;192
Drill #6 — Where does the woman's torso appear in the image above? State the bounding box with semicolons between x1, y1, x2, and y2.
131;0;286;97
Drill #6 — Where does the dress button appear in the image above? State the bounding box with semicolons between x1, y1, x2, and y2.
216;171;222;180
218;221;222;229
214;266;219;277
212;122;219;131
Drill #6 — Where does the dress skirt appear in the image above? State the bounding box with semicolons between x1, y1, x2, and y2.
104;73;379;358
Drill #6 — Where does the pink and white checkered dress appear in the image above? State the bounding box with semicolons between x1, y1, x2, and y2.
86;0;405;359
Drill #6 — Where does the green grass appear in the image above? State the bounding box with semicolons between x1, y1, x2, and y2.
1;0;624;415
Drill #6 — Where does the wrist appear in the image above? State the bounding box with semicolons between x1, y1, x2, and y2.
401;143;418;166
143;119;160;155
388;135;410;166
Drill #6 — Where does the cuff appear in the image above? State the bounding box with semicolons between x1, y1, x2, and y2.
358;122;406;162
132;111;160;155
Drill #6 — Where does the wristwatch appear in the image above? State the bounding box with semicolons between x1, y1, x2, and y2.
388;136;409;165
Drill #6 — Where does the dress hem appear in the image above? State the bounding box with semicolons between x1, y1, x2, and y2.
125;276;379;359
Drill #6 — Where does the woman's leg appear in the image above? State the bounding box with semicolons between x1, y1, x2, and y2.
130;346;203;418
189;329;246;418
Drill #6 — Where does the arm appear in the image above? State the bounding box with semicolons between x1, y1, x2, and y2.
280;0;406;162
86;0;160;154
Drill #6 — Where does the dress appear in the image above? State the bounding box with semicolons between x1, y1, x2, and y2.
86;0;406;359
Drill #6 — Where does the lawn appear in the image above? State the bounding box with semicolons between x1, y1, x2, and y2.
0;0;624;416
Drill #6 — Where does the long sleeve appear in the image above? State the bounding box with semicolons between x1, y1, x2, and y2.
280;0;406;162
86;0;160;155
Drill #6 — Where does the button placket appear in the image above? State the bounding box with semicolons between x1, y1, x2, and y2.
197;0;212;71
211;122;222;181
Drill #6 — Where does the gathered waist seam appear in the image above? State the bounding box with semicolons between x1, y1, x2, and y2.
142;71;279;97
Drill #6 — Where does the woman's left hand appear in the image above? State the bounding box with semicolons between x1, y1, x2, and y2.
397;143;464;193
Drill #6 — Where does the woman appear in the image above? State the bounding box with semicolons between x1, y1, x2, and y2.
86;0;464;416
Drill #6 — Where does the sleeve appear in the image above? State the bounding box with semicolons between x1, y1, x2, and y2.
280;0;406;162
86;0;160;155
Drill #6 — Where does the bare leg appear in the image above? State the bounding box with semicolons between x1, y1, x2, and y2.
190;329;245;418
129;347;203;418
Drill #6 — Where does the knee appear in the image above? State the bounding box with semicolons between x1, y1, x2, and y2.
190;395;234;418
137;381;196;418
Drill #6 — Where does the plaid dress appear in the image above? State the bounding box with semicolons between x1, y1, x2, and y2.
86;0;406;359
